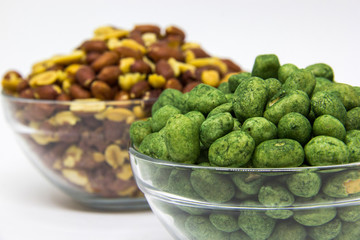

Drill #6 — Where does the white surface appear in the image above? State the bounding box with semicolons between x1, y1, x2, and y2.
0;0;359;239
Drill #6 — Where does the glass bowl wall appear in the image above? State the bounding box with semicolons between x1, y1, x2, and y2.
130;147;360;240
2;93;155;210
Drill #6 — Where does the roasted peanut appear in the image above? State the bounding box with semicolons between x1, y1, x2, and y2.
134;24;161;36
118;73;146;91
148;43;184;62
50;50;85;65
97;66;121;86
130;80;150;99
183;81;201;93
62;169;89;186
85;52;101;64
90;81;113;100
165;26;185;43
81;40;108;52
75;66;95;88
130;60;152;74
114;90;130;101
201;69;220;87
69;84;91;99
105;144;126;169
156;60;175;79
119;57;136;73
113;46;143;60
34;85;62;100
91;51;119;72
29;71;58;88
165;78;183;91
148;74;166;89
222;59;242;73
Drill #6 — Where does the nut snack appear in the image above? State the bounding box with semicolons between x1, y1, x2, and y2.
129;54;360;238
1;24;241;209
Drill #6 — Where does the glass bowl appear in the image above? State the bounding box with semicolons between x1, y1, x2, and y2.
130;146;360;240
2;92;155;210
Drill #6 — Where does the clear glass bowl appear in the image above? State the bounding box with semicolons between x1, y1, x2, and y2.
2;92;155;210
129;146;360;240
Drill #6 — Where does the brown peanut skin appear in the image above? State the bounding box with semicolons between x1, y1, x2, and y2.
114;90;130;101
113;47;143;60
134;24;161;36
165;26;185;42
4;70;22;79
34;85;60;100
183;81;201;93
19;89;35;99
156;60;175;79
128;30;145;46
90;81;114;100
130;80;151;99
165;78;183;91
86;52;102;64
81;40;108;52
69;84;91;99
147;42;184;62
189;48;210;58
97;66;121;86
91;51;119;72
180;70;196;85
130;60;152;74
56;93;72;101
16;80;29;93
222;59;242;73
75;66;95;88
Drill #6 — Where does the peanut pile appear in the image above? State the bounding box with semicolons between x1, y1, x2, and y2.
1;24;242;200
2;24;241;101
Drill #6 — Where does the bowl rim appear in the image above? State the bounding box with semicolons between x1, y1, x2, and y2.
1;91;158;105
129;146;360;172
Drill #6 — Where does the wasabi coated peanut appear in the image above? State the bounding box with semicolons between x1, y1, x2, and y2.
286;171;321;197
304;136;350;166
293;194;337;226
217;81;231;94
258;184;294;207
200;112;234;148
129;118;152;148
190;169;235;203
233;118;241;130
225;93;234;102
345;107;360;130
185;84;227;115
268;221;306;240
338;205;360;222
185;216;229;240
228;72;251;92
139;132;169;160
209;213;239;233
166;169;201;199
232;77;268;122
151;105;181;132
208;131;255;167
311;91;347;124
231;173;264;195
241;117;277;146
258;184;294;219
184;111;205;130
282;69;316;96
230;231;251;240
334;220;360;240
322;170;360;198
345;130;360;163
151;88;183;115
324;82;360;110
308;218;342;240
251;54;280;79
238;207;276;240
312;77;333;96
207;102;233;118
164;114;200;164
263;90;310;124
277;112;312;145
252;139;304;168
264;77;282;99
277;63;298;84
305;63;334;81
313;115;346;141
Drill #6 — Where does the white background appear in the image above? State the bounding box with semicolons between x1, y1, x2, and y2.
0;0;359;239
